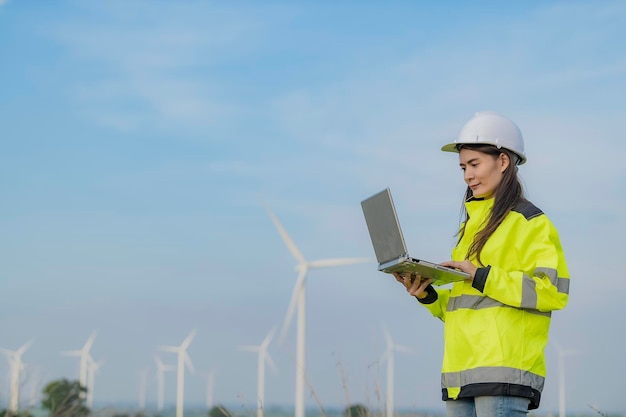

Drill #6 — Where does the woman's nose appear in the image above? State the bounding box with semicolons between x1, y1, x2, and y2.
464;168;473;183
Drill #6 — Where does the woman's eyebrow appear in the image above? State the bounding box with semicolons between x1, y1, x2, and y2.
460;157;479;166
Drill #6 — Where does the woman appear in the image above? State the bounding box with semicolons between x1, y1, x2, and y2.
394;111;570;417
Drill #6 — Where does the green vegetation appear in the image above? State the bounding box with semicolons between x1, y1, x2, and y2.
0;410;34;417
208;405;233;417
41;378;89;417
343;404;369;417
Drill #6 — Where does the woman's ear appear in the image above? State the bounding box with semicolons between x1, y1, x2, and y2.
499;152;511;173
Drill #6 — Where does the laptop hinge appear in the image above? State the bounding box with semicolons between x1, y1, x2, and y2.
379;255;410;272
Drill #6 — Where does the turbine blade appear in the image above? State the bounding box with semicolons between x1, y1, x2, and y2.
89;358;104;372
154;354;164;368
308;257;373;268
183;352;195;373
181;329;197;349
261;198;307;265
83;331;97;352
265;352;279;375
154;355;173;373
261;327;276;349
158;346;179;353
279;268;307;344
17;340;33;355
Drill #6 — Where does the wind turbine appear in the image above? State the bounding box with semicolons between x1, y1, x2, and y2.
27;364;42;407
62;331;97;393
381;327;414;417
239;327;278;417
138;367;149;410
198;369;216;410
0;340;33;414
262;199;372;417
159;329;196;417
154;354;175;412
554;341;581;417
86;356;104;409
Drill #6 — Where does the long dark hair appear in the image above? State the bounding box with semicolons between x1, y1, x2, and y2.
456;144;527;266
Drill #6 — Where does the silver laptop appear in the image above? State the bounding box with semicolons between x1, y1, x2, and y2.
361;188;469;286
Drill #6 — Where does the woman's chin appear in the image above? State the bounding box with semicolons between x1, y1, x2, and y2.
472;190;493;199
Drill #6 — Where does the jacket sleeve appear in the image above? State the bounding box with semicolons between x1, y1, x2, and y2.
471;214;570;312
418;286;451;321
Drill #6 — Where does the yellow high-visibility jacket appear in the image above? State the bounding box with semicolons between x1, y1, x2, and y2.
418;197;570;410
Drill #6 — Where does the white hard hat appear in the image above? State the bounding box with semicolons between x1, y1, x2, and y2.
441;111;527;165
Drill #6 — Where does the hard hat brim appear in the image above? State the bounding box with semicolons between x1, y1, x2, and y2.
440;141;527;165
441;142;460;153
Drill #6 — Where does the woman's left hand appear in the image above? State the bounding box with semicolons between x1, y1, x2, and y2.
439;260;478;281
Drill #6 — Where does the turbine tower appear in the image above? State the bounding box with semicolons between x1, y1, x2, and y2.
62;331;97;393
86;356;104;408
239;327;278;417
263;199;372;417
154;354;175;412
554;341;581;417
204;370;216;410
27;364;42;407
0;340;33;414
381;327;414;417
138;367;149;410
159;329;196;417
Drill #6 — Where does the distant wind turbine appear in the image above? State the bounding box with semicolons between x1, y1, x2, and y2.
554;341;581;417
27;364;42;407
198;369;216;410
62;331;97;394
239;327;278;417
159;329;196;417
381;327;414;417
0;340;33;414
86;356;104;408
154;354;175;412
138;367;149;410
262;199;372;417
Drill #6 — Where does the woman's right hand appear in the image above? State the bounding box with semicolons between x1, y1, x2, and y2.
393;272;433;299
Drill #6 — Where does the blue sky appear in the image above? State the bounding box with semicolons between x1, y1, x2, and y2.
1;0;625;415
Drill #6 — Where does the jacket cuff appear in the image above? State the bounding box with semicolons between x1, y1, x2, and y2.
416;285;438;304
472;265;491;293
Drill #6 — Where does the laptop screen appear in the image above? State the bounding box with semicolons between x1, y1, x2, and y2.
361;188;408;264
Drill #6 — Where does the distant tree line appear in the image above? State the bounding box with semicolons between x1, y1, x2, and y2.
1;377;371;417
0;377;239;417
1;378;87;417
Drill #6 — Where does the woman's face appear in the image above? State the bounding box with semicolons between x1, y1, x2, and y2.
459;148;509;198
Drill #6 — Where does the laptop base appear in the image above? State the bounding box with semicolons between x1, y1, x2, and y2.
379;257;469;286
